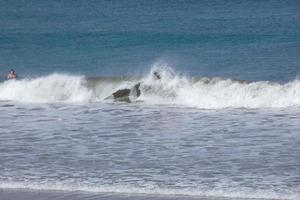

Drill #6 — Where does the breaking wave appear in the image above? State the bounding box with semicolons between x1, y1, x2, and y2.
0;74;92;103
1;63;300;109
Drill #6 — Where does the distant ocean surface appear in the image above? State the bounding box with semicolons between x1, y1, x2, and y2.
0;0;300;200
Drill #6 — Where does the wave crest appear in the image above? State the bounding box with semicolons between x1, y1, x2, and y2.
0;74;92;103
1;64;300;109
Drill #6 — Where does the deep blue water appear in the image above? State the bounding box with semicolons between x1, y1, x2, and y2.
0;0;299;81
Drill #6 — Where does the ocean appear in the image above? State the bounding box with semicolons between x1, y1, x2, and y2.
0;0;300;200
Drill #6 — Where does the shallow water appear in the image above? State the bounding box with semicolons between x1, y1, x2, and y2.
0;101;299;199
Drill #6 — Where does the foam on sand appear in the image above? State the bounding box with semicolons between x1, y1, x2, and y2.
0;180;298;200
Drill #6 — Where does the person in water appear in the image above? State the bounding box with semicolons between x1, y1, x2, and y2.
109;71;162;101
153;71;161;80
7;69;17;80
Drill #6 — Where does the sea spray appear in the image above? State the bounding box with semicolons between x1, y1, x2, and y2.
139;64;300;109
0;74;92;103
1;65;300;108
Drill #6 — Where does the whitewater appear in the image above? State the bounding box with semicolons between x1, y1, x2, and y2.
1;65;300;109
2;91;299;198
1;98;299;200
0;65;299;199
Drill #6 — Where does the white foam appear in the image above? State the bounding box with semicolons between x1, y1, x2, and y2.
138;63;300;109
0;180;298;200
1;64;300;109
177;79;300;109
0;74;137;104
0;74;92;103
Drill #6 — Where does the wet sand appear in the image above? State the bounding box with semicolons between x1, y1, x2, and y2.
0;189;216;200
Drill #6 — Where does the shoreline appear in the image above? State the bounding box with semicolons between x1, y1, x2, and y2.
1;188;290;200
0;188;213;200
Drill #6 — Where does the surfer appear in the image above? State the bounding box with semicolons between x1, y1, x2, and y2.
153;71;161;80
107;71;162;102
7;69;17;80
132;71;161;98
